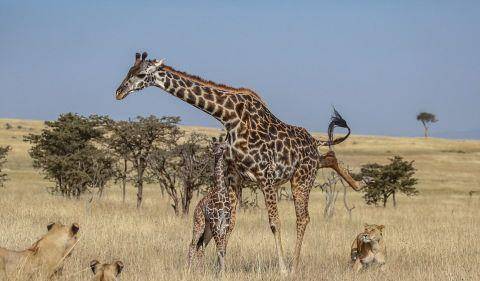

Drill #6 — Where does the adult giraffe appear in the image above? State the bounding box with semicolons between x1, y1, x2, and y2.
115;52;364;274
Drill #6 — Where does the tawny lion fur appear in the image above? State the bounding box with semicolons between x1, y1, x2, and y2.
350;224;386;272
90;260;124;281
0;222;79;280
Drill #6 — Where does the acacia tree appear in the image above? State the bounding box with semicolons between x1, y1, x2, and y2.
176;133;212;215
148;133;211;216
24;113;114;198
416;112;438;138
104;119;132;203
355;156;418;207
0;146;11;188
107;116;181;208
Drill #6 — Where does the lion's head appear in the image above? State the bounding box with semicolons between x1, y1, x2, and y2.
90;260;124;281
359;224;384;243
29;222;80;274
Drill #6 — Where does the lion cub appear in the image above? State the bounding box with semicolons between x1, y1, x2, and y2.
0;222;80;280
90;260;124;281
350;224;386;272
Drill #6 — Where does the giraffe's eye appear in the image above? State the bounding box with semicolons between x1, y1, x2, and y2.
136;74;146;79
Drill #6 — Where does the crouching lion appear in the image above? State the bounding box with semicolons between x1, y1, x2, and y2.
0;222;80;280
90;260;124;281
350;224;386;272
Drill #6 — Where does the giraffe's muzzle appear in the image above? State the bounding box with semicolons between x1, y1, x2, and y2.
115;87;132;100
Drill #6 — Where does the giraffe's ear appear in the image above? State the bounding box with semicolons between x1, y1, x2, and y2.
219;136;223;142
141;52;148;60
153;58;165;67
134;53;141;66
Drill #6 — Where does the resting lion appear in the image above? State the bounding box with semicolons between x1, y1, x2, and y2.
350;224;386;272
90;260;124;281
0;222;80;280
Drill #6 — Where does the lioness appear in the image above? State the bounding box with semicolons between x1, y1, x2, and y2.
350;224;386;272
0;222;79;280
90;260;124;281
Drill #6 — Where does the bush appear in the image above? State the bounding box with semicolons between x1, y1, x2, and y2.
24;113;114;198
355;156;418;207
0;146;11;187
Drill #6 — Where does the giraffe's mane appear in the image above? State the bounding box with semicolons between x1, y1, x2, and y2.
162;65;267;106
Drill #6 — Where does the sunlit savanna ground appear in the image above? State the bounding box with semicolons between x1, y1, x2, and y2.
0;118;479;280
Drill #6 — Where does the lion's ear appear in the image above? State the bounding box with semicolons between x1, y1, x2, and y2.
70;223;80;235
115;261;124;275
378;225;385;231
47;222;55;231
90;260;100;274
363;223;370;229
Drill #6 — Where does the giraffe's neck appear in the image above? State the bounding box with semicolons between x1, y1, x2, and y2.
152;66;242;125
213;154;227;194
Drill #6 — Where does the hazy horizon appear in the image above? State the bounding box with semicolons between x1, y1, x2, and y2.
1;1;479;139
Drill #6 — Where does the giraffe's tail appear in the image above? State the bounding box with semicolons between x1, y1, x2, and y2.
316;107;351;147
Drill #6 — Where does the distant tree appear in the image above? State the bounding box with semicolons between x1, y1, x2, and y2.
107;116;181;208
355;156;418;207
104;118;133;203
176;133;212;215
148;132;211;216
416;112;438;138
147;129;183;215
0;146;11;187
239;180;261;209
5;123;12;130
24;113;114;198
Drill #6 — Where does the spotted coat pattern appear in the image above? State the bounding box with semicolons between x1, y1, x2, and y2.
187;139;234;272
115;53;363;273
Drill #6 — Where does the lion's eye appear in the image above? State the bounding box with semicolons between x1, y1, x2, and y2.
137;74;146;79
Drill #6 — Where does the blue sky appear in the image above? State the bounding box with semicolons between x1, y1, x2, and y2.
0;1;479;138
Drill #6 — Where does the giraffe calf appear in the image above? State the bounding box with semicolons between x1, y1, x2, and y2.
187;137;233;273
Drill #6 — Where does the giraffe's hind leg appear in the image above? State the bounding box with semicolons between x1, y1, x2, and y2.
196;224;212;268
261;184;288;274
290;168;315;274
188;204;207;270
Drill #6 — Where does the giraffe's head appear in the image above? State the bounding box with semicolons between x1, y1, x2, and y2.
115;52;164;100
212;136;228;158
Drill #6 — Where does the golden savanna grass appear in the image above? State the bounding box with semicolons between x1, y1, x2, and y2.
1;118;479;280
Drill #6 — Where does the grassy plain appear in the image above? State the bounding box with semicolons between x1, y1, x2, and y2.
0;118;479;280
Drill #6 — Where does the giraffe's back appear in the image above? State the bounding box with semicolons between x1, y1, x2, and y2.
226;107;321;185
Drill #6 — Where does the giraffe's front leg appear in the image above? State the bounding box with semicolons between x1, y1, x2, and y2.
290;173;313;274
261;185;288;275
225;164;241;239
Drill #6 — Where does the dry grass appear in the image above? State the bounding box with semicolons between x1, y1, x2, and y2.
0;118;479;280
